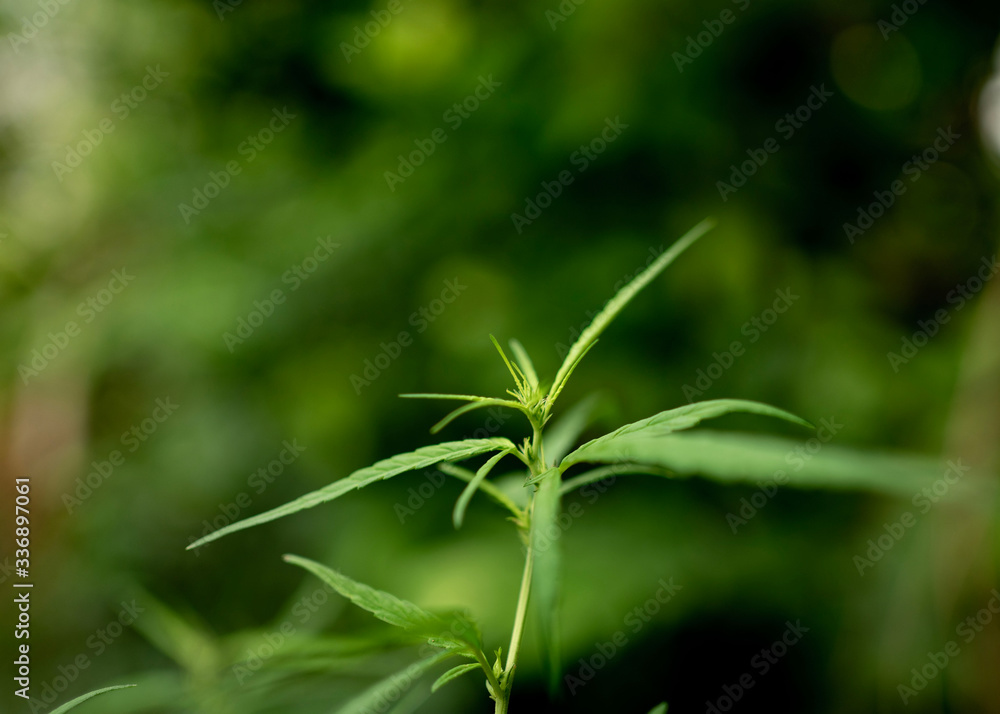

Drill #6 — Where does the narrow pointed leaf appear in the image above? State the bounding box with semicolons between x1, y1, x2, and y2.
559;464;672;496
453;449;514;528
562;399;811;467
547;340;598;406
430;399;526;434
129;590;218;674
430;662;482;692
647;704;668;714
438;463;523;518
50;685;137;714
188;438;514;549
491;334;525;391
335;650;456;714
566;430;962;496
509;338;540;390
529;467;563;693
284;555;440;631
548;218;714;404
543;393;601;465
285;555;484;651
399;393;495;402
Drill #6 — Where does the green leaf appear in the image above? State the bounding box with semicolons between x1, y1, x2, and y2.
646;704;668;714
566;430;957;496
547;218;714;408
334;650;455;714
491;334;527;392
559;464;672;496
284;554;441;631
438;463;523;519
546;341;598;408
399;393;496;402
430;662;482;692
509;338;540;391
453;449;515;528
429;399;526;434
187;438;514;549
129;589;218;675
529;467;563;693
561;399;811;467
543;393;601;465
285;555;484;653
50;685;136;714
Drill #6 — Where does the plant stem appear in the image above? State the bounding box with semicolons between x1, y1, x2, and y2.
495;417;545;714
473;649;503;703
496;545;533;714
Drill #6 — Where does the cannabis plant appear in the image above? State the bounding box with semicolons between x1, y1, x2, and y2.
189;219;945;713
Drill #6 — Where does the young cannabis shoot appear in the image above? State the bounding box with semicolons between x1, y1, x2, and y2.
188;217;950;713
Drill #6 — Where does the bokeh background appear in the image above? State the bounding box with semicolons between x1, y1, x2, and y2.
2;0;1000;712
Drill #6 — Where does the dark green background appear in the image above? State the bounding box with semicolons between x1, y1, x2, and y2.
2;0;999;712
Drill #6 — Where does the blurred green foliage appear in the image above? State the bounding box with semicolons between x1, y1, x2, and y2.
1;0;999;712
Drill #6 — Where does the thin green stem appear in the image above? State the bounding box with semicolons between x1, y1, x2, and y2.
494;417;545;714
473;648;502;703
496;537;534;714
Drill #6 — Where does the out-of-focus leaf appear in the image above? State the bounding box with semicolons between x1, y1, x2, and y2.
565;430;958;496
50;685;136;714
430;662;482;692
334;651;455;714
